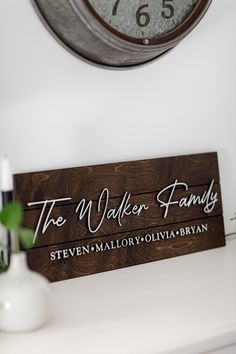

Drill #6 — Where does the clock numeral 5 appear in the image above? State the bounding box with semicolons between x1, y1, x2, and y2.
136;4;150;28
162;0;175;19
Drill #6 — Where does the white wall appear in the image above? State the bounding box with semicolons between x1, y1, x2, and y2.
0;0;236;234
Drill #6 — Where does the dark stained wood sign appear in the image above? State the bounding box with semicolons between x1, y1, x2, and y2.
13;152;225;282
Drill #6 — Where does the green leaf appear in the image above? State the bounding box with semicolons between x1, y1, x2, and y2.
0;202;23;230
18;227;34;249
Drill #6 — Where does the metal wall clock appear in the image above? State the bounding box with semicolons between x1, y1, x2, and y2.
32;0;212;69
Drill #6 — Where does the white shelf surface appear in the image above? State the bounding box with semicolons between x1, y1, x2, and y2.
1;236;236;354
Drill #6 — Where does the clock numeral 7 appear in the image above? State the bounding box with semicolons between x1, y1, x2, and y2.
162;0;175;19
112;0;120;16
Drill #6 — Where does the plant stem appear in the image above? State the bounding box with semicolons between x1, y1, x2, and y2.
11;230;20;254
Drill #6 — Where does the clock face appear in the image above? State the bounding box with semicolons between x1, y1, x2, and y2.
84;0;198;43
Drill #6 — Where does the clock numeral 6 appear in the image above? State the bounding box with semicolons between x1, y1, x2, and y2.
112;0;174;27
161;0;175;19
113;1;150;28
136;4;150;28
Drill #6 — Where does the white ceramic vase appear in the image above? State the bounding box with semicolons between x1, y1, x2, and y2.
0;252;51;332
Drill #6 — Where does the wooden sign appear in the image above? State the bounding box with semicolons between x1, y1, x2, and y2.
13;152;225;282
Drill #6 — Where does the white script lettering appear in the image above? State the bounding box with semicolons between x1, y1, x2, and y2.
156;180;218;218
75;188;149;233
27;197;71;243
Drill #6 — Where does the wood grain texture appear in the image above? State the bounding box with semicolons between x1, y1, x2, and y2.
22;183;222;247
26;216;225;282
14;152;219;209
13;152;225;282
